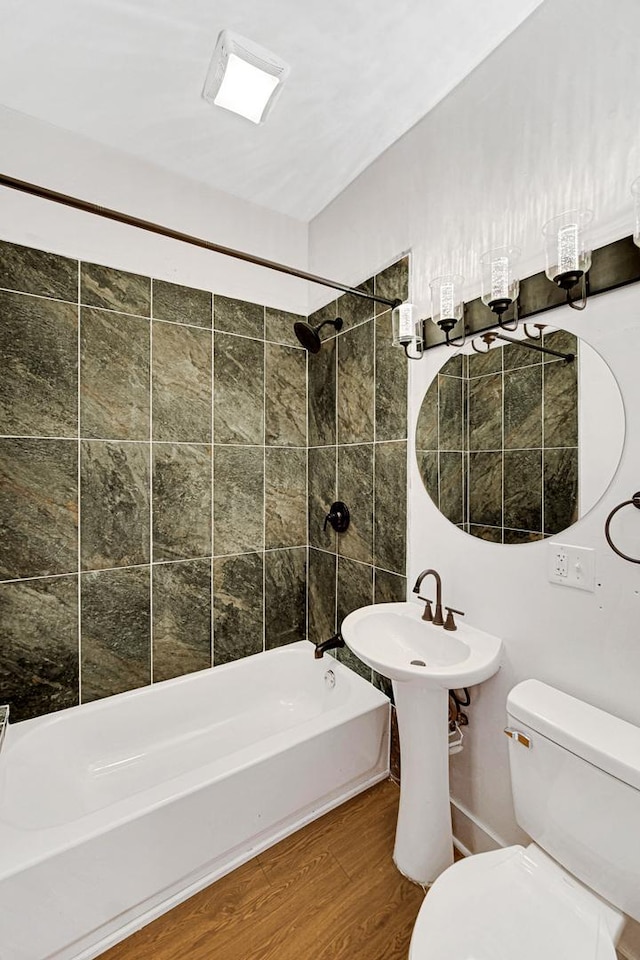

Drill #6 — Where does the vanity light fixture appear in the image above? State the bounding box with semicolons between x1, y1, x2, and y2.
541;209;593;310
480;246;520;330
392;301;423;357
429;274;465;346
202;30;290;124
631;178;640;247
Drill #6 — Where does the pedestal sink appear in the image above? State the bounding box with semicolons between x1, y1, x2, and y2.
341;602;502;886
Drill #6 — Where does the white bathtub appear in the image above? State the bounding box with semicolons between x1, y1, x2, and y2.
0;640;389;960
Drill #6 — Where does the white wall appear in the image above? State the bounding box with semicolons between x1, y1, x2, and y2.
579;340;626;516
0;106;309;313
309;0;640;314
309;0;640;954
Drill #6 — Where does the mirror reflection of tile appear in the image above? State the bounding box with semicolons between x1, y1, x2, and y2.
416;329;588;543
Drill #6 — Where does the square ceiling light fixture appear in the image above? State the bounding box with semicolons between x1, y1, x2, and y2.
202;30;290;124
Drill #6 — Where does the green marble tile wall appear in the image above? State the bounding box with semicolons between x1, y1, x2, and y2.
0;240;308;721
307;257;409;682
417;330;579;542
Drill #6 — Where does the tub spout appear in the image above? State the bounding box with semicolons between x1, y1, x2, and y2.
314;633;345;659
0;704;9;753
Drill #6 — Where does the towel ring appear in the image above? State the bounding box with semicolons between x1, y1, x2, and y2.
604;491;640;564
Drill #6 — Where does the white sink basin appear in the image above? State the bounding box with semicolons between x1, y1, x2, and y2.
342;600;503;886
341;601;502;687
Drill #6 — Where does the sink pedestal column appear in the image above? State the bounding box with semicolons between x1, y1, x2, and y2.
392;681;453;885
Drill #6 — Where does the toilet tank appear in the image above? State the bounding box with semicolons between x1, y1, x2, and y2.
507;679;640;923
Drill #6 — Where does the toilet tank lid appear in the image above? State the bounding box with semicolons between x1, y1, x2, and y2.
508;680;640;791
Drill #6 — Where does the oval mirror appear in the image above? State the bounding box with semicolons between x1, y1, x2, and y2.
415;325;625;544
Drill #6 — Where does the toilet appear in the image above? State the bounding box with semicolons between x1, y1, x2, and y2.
409;679;640;959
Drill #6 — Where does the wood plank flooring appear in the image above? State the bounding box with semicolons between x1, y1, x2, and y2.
101;780;428;960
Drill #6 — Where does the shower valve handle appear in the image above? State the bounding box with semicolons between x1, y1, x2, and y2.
324;501;350;534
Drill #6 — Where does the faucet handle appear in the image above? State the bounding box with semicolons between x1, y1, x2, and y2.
417;596;434;622
443;607;465;631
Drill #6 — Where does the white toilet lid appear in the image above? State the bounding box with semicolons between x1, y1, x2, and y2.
409;845;618;960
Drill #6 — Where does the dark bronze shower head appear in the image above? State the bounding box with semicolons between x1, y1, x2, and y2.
294;316;343;353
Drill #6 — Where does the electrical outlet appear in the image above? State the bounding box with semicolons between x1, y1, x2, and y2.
548;543;595;591
554;549;568;578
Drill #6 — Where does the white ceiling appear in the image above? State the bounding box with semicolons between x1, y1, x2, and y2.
0;0;543;221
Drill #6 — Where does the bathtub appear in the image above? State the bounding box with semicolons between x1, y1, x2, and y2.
0;640;389;960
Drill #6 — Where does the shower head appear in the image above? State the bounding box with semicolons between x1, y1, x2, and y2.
294;316;343;353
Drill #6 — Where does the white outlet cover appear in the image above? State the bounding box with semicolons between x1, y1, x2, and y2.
548;543;595;591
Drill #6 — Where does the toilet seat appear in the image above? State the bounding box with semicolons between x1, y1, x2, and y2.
409;844;620;960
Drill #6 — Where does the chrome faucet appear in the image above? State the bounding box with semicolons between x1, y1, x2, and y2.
413;568;445;625
0;704;9;754
412;569;465;631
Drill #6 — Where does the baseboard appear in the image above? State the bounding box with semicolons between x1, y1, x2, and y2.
450;797;508;856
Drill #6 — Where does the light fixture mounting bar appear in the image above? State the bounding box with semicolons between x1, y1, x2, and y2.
421;235;640;352
0;173;399;309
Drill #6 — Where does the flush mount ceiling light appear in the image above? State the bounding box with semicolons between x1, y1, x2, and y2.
202;30;290;124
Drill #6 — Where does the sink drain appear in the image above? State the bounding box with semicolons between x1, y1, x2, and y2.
410;659;426;666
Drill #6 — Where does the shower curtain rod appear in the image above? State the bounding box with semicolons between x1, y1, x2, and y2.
0;173;400;308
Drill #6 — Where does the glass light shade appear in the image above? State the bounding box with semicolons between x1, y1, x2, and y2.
480;246;520;313
631;178;640;247
392;301;419;347
429;274;464;330
542;209;593;289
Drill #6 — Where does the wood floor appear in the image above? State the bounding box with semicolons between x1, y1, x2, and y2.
101;780;427;960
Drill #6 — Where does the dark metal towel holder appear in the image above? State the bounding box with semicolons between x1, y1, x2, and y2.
604;491;640;564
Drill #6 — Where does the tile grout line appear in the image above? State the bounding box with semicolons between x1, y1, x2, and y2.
213;326;307;350
419;444;575;454
371;298;377;682
211;296;215;668
540;350;548;534
437;366;442;519
0;284;308;349
308;438;407;449
461;366;466;529
501;345;505;542
0;435;310;450
465;355;470;531
149;282;154;685
404;253;412;585
334;322;339;638
0;285;78;308
305;317;310;647
541;341;546;537
262;306;267;653
77;259;82;705
575;337;581;520
0;545;315;588
372;305;377;618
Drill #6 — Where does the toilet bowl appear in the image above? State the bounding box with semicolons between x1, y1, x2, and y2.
410;845;622;959
409;679;640;959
